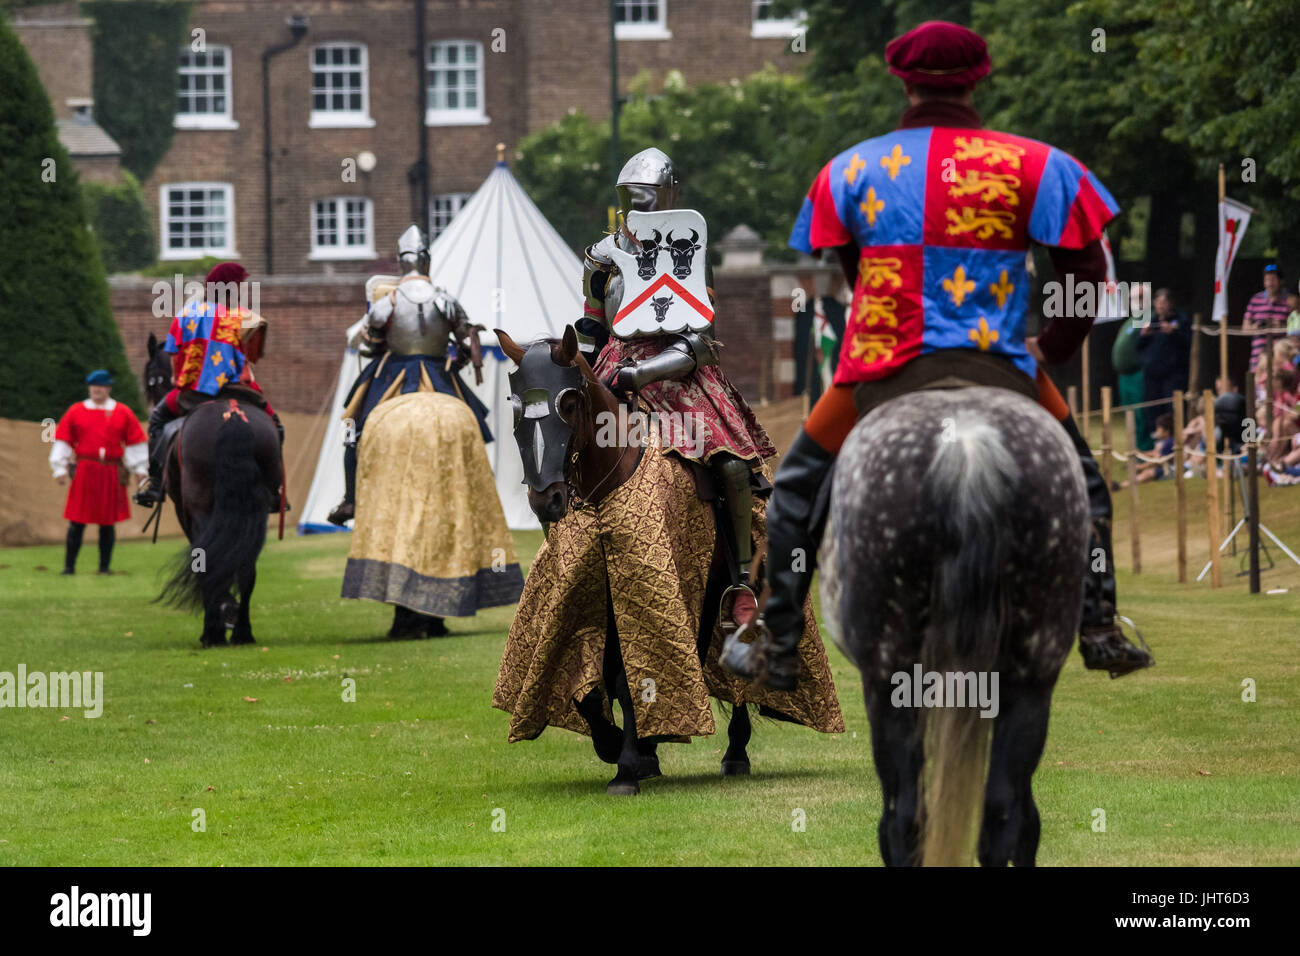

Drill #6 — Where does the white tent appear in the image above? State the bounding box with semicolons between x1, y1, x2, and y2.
298;160;582;533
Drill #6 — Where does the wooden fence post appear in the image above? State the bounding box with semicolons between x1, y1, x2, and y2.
1126;409;1141;574
1204;389;1222;588
1100;386;1112;488
1173;390;1187;582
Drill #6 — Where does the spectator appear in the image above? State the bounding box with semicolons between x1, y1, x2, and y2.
1244;263;1290;370
1118;413;1175;488
1111;312;1150;450
1184;377;1244;478
1136;287;1191;424
1286;290;1300;337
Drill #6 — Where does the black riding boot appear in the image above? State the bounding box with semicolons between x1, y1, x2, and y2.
134;403;174;506
1061;415;1154;678
97;525;115;574
63;522;85;575
328;442;357;526
720;429;834;691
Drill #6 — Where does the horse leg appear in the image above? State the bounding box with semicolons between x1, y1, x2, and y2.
606;667;642;796
230;565;256;645
978;683;1053;867
636;737;661;780
866;679;924;866
721;703;752;776
200;596;226;648
577;692;622;764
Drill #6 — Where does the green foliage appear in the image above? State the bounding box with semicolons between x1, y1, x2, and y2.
83;170;156;274
80;0;192;180
517;68;899;259
135;255;224;279
0;16;142;422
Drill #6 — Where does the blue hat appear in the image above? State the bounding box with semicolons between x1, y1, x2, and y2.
85;369;113;386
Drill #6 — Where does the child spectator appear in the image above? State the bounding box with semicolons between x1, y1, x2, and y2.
1119;414;1175;487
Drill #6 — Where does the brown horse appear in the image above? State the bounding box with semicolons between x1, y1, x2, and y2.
496;326;755;794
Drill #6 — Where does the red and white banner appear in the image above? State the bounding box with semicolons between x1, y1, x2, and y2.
1095;229;1124;323
1212;197;1253;323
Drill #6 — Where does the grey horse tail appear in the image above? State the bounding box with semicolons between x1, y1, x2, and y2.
918;412;1018;866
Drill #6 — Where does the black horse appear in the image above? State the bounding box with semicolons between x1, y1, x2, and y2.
497;327;753;795
143;334;282;647
820;387;1089;865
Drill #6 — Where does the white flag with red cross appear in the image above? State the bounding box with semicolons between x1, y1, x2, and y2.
1212;198;1254;323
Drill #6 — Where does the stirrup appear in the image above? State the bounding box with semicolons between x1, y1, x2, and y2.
1081;614;1154;679
717;582;758;638
133;478;163;506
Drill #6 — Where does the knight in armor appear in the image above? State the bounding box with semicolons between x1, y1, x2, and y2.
134;262;284;508
326;225;490;526
580;148;775;599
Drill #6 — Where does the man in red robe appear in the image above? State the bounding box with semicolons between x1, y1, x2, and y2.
49;370;148;574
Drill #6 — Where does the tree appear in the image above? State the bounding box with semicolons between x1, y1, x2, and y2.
83;170;156;273
517;68;893;259
80;0;192;181
0;14;142;422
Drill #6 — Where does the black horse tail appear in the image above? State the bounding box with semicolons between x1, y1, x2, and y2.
159;412;267;612
917;411;1017;866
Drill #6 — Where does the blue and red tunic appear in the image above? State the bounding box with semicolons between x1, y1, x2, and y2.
790;123;1118;386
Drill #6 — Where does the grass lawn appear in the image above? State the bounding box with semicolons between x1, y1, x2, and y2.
0;462;1296;865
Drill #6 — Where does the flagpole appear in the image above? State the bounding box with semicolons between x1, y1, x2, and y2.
1218;164;1229;389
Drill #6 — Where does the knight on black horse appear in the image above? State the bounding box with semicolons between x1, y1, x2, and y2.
136;261;285;647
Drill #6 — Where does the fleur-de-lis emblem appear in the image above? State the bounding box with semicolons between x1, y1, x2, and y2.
860;187;884;227
186;319;198;334
215;371;228;387
844;152;867;185
211;352;224;366
989;270;1014;309
969;317;999;351
880;144;911;181
942;265;976;307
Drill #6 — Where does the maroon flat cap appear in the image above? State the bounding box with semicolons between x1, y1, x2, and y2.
205;261;249;286
886;20;990;88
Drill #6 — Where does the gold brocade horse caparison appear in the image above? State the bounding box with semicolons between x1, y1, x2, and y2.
493;430;844;745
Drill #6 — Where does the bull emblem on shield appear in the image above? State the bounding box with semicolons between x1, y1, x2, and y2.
665;230;701;279
634;230;663;280
650;294;675;323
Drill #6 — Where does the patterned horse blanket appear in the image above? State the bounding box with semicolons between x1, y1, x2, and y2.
342;392;523;616
493;436;843;742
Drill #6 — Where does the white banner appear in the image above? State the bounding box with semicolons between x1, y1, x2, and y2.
1094;229;1124;323
1212;198;1254;323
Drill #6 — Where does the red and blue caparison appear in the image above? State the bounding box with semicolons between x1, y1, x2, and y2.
790;126;1119;385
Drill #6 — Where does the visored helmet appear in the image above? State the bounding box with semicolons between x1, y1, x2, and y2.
397;224;430;274
616;147;680;219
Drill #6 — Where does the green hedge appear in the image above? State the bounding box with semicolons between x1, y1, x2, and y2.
81;1;192;181
83;170;156;274
0;16;142;422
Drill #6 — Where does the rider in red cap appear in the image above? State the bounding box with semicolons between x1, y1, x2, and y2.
135;262;282;506
723;20;1153;688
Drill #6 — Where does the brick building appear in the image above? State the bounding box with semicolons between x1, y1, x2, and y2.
84;0;804;275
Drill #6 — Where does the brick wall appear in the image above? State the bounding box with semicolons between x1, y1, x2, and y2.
12;10;93;121
24;0;805;276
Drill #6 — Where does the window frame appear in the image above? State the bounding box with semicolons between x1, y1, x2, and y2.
308;42;376;129
309;196;376;261
425;40;489;127
429;192;471;238
159;182;236;260
614;0;672;40
174;43;238;130
750;1;805;39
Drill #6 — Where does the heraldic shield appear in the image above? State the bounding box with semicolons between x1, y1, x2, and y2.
608;209;714;338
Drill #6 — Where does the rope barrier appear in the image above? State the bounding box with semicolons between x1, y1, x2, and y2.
1193;323;1294;337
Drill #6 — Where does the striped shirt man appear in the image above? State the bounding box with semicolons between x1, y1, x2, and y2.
1244;269;1289;369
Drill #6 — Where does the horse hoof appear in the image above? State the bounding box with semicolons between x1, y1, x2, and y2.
721;759;751;777
230;633;255;646
638;756;662;780
606;780;640;796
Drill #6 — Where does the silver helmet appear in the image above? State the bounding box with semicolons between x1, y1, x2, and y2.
397;224;429;275
616;147;679;219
